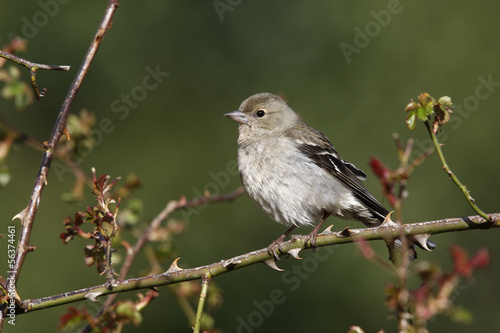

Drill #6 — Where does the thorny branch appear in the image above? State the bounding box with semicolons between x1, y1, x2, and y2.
4;2;120;327
16;212;499;314
77;186;245;333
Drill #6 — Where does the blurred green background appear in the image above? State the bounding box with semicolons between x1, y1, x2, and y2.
1;1;499;332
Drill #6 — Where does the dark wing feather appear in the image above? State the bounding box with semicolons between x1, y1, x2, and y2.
289;124;389;222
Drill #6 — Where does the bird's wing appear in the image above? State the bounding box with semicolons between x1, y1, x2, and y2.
288;124;389;221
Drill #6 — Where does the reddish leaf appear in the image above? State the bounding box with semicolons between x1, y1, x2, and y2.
449;245;472;277
369;156;395;206
418;92;432;105
413;283;432;303
469;248;490;269
58;306;91;330
384;284;398;310
369;156;389;180
405;99;419;112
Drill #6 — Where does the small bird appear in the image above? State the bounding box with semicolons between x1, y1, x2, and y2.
224;92;433;260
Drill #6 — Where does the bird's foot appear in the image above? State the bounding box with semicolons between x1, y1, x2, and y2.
304;228;320;252
304;214;329;252
267;236;287;261
267;226;296;260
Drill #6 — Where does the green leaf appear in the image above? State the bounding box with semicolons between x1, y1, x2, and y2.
447;305;473;325
116;301;143;325
416;106;429;121
0;164;11;188
61;191;77;203
405;110;417;130
200;313;215;330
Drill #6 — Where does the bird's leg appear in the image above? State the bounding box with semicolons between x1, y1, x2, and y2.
267;226;296;260
305;213;331;251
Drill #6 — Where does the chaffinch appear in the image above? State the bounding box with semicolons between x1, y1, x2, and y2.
225;92;434;260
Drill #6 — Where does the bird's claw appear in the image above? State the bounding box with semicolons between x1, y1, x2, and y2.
304;233;318;252
267;241;285;261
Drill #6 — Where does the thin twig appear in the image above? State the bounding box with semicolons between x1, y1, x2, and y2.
193;275;212;333
0;50;70;100
78;186;244;333
18;212;499;314
372;134;433;222
395;222;411;332
424;120;492;222
105;198;120;286
6;0;119;307
0;113;90;199
118;186;244;282
0;38;27;68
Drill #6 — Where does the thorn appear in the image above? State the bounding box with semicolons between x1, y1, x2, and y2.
166;257;183;273
337;226;358;238
410;234;436;251
381;211;397;226
63;127;71;141
84;292;103;302
41;171;48;186
12;207;28;222
263;258;284;272
288;248;302;260
320;224;334;235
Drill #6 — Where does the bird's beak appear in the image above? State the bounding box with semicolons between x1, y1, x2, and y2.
224;110;248;124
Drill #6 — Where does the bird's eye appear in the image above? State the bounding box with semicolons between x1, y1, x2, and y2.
256;110;266;117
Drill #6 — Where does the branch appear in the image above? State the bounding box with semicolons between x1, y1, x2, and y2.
424;120;491;222
18;212;499;313
77;186;245;333
0;113;90;199
7;0;119;297
0;50;70;100
193;275;212;333
405;93;492;223
0;38;27;68
117;186;245;282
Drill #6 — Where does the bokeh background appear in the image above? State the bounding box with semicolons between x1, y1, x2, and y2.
1;1;499;332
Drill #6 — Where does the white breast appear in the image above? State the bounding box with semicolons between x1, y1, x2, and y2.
238;136;358;228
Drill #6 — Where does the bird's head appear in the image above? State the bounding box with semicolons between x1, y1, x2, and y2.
224;93;299;134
